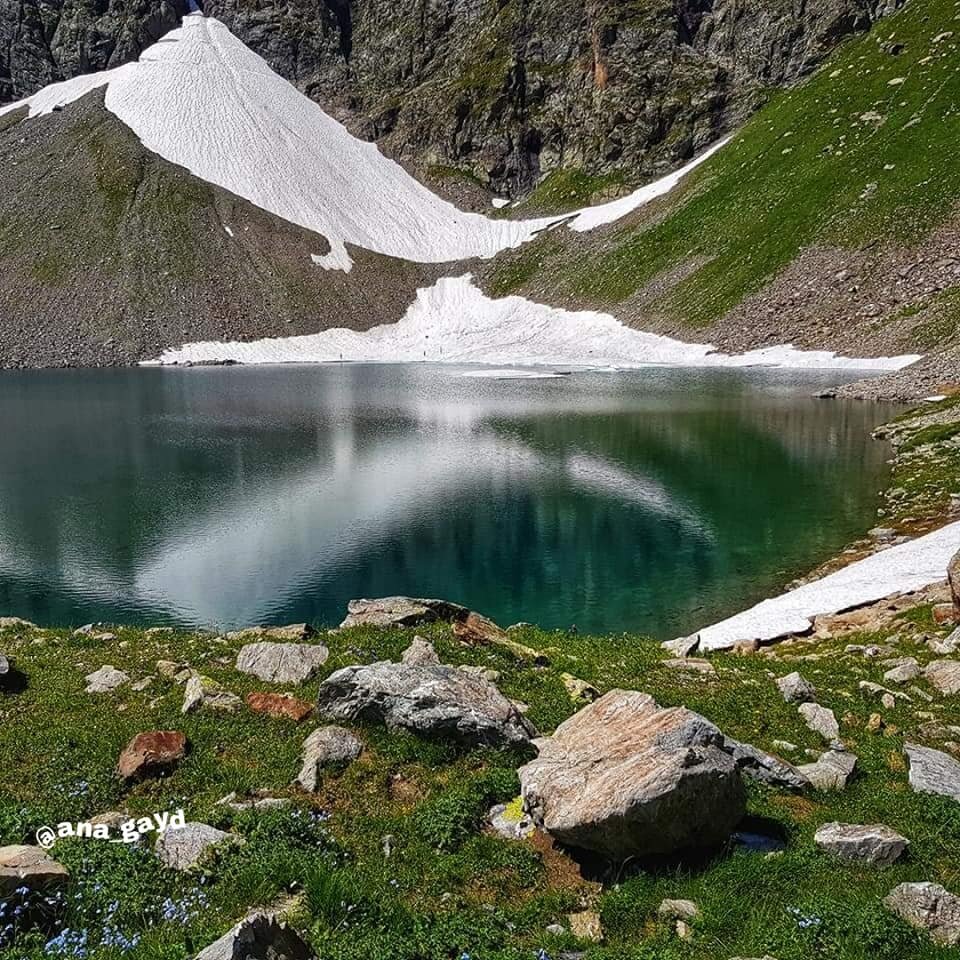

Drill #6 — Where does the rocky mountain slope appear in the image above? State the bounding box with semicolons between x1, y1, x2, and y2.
2;0;900;195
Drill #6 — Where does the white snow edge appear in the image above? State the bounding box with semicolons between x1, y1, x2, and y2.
148;274;922;371
692;521;960;651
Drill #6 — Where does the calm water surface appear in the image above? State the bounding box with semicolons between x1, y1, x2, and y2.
0;365;900;638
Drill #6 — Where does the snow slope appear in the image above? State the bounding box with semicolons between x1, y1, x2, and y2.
0;13;724;270
151;274;922;370
693;521;960;650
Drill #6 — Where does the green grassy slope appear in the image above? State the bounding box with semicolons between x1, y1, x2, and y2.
492;0;960;330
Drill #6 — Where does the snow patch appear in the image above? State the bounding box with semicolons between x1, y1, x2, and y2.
694;521;960;650
149;274;923;371
0;14;726;266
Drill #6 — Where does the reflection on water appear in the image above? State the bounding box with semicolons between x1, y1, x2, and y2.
0;364;899;638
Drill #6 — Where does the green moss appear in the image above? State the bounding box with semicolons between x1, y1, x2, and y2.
518;167;626;215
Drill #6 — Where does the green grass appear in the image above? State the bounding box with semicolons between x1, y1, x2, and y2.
1;605;959;959
503;0;960;327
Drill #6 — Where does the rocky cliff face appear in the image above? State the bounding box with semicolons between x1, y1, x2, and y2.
1;0;900;196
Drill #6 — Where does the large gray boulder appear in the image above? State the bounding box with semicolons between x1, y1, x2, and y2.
904;743;960;801
195;912;314;960
813;822;908;865
885;882;960;946
156;823;242;871
518;690;745;861
236;642;329;684
339;597;469;629
316;662;535;747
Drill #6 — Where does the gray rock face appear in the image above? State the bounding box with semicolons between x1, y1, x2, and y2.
799;702;840;741
84;665;130;693
155;823;241;871
924;660;960;695
796;749;857;791
518;690;745;861
400;637;440;667
0;845;69;897
340;597;469;629
813;822;908;865
236;642;329;684
884;882;960;946
776;672;817;703
904;742;960;801
295;725;363;791
316;662;536;747
195;911;314;960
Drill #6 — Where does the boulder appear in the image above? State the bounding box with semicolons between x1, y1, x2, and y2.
84;665;129;694
722;739;809;791
798;702;840;741
904;742;960;801
340;597;468;629
400;637;440;667
195;912;314;960
156;823;242;871
316;662;536;747
661;635;700;657
796;749;857;791
0;845;69;897
884;882;960;946
518;690;745;860
813;822;908;865
949;548;960;617
236;642;329;684
117;730;188;781
884;659;920;684
182;676;242;714
452;611;547;662
295;726;363;791
246;692;313;722
924;660;960;695
775;672;816;703
663;658;717;677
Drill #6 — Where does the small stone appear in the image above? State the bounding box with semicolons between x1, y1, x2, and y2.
156;823;242;871
236;642;329;684
881;693;896;710
156;660;184;679
799;702;839;741
400;637;440;666
661;635;700;657
814;822;908;865
925;660;960;695
776;672;816;703
662;657;717;677
675;920;694;941
884;882;960;946
117;730;188;781
84;665;130;694
246;692;314;722
884;659;920;684
733;639;760;655
131;677;154;692
867;713;884;733
658;899;700;921
0;845;69;897
295;725;363;791
772;739;798;753
459;665;502;682
488;801;535;840
194;912;313;960
181;676;242;714
544;923;565;936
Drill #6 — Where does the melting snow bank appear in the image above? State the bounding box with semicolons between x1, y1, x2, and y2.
693;521;960;651
149;275;922;370
0;14;725;268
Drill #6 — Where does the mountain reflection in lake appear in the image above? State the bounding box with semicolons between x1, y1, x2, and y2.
0;364;899;638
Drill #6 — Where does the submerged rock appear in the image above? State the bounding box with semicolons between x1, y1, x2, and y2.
235;642;329;684
0;845;69;897
295;725;363;791
904;742;960;801
316;662;535;747
884;882;960;946
813;822;908;865
117;730;188;781
195;912;314;960
519;690;744;861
